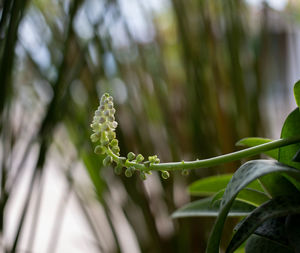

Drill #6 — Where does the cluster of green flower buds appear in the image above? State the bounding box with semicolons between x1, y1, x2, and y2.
90;93;120;157
90;93;171;181
124;152;149;180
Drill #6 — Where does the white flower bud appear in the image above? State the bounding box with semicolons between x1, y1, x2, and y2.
101;123;110;131
110;108;116;115
99;117;106;123
107;102;113;109
111;121;118;129
104;110;110;116
108;115;115;122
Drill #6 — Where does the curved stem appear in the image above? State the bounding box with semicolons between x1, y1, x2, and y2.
107;135;300;172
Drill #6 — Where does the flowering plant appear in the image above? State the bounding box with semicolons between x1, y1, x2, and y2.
91;81;300;253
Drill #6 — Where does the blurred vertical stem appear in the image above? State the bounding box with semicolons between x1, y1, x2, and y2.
27;0;83;251
9;0;82;252
0;0;28;117
0;0;28;238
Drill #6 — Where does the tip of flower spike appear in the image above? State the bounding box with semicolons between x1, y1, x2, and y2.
91;93;169;181
92;93;121;160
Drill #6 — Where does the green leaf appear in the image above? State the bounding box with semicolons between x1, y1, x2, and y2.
188;174;233;196
206;160;300;253
278;108;300;191
250;217;289;246
82;151;106;201
234;246;245;253
171;197;255;218
285;214;300;252
236;137;278;159
188;174;264;196
258;172;299;198
292;148;300;162
211;188;269;207
226;196;300;253
235;136;295;197
279;108;300;170
293;80;300;107
245;234;294;253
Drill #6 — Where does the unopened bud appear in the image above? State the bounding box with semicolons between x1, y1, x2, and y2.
95;110;101;116
127;152;136;160
149;155;159;164
125;167;134;177
114;163;123;175
110;108;116;115
103;156;113;166
110;139;118;146
107;102;113;109
181;169;189;176
108;115;115;122
136;154;144;163
99;117;106;123
111;121;118;129
140;171;147;180
100;132;109;145
90;133;99;142
101;123;110;131
104;110;110;116
161;171;170;179
107;131;116;140
111;146;120;154
94;145;105;155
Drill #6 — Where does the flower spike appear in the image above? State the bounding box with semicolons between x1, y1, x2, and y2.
90;93;165;179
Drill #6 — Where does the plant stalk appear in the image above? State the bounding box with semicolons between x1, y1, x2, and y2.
106;135;300;172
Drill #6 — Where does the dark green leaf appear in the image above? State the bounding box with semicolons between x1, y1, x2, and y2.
236;137;278;159
251;217;289;246
235;136;297;197
285;214;300;252
226;196;300;253
206;160;300;253
245;234;294;253
292;148;300;162
171;197;255;218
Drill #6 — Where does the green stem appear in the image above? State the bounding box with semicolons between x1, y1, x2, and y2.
107;135;300;172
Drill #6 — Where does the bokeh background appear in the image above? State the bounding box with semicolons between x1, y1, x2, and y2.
1;0;300;252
